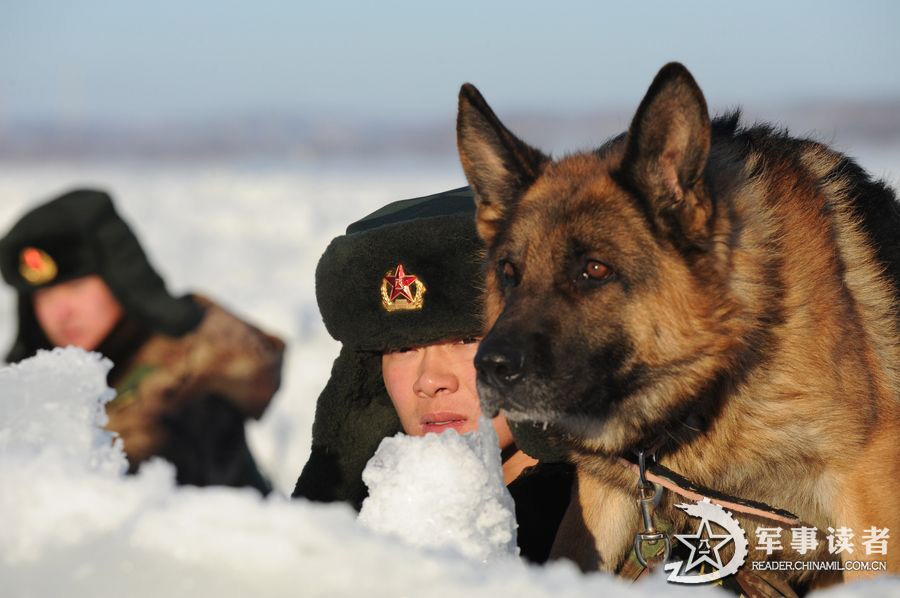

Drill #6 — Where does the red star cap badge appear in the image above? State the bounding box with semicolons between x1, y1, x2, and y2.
19;246;58;285
23;248;45;271
384;263;417;302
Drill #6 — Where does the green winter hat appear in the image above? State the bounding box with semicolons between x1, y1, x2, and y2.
0;188;204;362
317;186;486;352
292;186;486;508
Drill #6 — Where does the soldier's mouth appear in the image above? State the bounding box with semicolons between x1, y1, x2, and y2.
421;412;468;434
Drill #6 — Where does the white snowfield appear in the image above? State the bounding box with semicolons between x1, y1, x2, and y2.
2;349;897;598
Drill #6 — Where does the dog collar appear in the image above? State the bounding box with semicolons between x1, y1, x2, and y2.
621;450;802;526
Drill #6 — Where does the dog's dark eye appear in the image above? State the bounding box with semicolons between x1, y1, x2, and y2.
498;259;518;286
582;260;613;282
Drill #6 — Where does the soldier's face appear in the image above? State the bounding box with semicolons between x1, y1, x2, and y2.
32;275;124;351
382;339;513;448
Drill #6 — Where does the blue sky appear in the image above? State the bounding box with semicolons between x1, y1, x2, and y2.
1;0;898;125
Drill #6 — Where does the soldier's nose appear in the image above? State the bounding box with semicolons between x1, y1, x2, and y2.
475;343;524;389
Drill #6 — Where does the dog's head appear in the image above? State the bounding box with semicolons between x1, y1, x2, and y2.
458;63;743;455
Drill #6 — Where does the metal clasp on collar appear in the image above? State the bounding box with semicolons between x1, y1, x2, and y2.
633;450;671;568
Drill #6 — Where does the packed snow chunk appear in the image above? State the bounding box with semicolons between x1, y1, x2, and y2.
0;348;146;564
358;416;518;562
0;347;126;476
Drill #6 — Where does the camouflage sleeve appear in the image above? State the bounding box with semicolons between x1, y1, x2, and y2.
105;297;285;465
185;296;286;419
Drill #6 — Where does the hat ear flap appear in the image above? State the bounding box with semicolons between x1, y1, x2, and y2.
292;347;401;509
89;193;203;336
5;295;52;363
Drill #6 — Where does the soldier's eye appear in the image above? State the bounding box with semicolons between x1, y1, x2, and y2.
582;260;613;282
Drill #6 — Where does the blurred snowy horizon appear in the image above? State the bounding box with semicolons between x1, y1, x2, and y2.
3;97;900;163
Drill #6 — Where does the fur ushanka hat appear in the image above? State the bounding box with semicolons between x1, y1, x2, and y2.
0;189;204;363
292;186;566;509
292;186;487;508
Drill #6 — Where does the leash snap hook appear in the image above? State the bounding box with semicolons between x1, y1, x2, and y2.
637;449;652;487
633;449;671;567
634;531;671;568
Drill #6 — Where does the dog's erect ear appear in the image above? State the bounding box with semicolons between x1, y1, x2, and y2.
622;63;712;247
457;83;549;244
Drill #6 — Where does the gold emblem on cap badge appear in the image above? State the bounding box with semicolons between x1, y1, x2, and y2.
19;247;58;285
381;263;426;312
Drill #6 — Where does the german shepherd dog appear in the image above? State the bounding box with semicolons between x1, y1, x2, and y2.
457;63;900;590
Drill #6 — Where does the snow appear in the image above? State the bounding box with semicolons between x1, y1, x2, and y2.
0;347;121;475
359;418;518;561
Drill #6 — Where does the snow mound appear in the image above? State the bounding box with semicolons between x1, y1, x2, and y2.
0;347;124;475
359;418;517;562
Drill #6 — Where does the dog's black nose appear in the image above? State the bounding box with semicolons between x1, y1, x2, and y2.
475;344;524;389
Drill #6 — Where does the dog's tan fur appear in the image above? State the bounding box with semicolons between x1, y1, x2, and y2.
457;63;900;589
